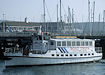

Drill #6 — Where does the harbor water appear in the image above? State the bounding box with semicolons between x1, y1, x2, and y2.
0;60;105;75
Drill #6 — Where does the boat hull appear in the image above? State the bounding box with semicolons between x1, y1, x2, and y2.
5;55;102;67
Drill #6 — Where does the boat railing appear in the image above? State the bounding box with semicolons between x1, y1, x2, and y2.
4;47;23;54
95;47;102;53
0;32;32;37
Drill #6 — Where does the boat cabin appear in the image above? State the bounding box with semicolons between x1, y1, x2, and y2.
48;38;95;53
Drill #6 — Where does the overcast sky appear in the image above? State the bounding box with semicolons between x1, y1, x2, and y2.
0;0;105;22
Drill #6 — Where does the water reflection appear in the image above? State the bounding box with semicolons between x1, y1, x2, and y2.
1;61;105;75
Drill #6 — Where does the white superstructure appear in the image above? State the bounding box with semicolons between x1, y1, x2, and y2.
4;36;102;67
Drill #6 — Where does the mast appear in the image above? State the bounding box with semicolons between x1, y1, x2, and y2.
57;4;59;34
72;9;75;35
72;9;74;23
98;14;100;35
90;8;93;35
68;6;71;23
103;10;105;35
88;0;91;36
57;4;58;22
68;6;71;35
92;1;95;35
88;0;90;22
60;0;62;22
43;0;46;22
93;1;95;23
43;0;46;32
103;10;105;22
3;13;6;32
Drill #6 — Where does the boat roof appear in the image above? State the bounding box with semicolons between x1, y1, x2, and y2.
50;38;94;41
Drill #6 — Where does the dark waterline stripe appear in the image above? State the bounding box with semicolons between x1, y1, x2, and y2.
7;56;102;59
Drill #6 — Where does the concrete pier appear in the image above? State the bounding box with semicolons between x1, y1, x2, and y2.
0;32;32;60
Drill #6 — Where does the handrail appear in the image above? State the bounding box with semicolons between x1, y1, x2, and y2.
0;32;32;37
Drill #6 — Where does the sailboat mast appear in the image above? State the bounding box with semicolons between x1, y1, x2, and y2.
43;0;46;22
43;0;46;32
88;0;90;22
57;4;58;22
68;7;71;23
93;1;95;22
60;0;62;22
68;6;71;35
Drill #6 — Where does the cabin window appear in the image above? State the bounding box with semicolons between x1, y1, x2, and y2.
72;41;76;46
92;53;94;55
81;41;84;46
80;54;83;56
85;41;88;46
74;54;77;56
52;54;54;56
56;54;59;56
62;41;66;46
67;41;71;46
89;41;92;46
66;54;68;56
57;41;61;46
88;53;90;55
77;41;80;46
70;54;72;56
50;41;54;45
84;54;87;56
61;54;64;56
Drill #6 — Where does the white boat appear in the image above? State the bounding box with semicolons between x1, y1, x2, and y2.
4;34;102;67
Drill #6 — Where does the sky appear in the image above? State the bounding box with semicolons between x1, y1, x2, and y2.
0;0;105;22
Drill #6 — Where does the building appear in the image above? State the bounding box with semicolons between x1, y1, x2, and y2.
0;20;105;36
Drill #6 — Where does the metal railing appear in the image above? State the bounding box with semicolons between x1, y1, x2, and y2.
0;32;32;37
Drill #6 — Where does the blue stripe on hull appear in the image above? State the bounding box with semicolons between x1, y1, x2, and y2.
63;48;68;53
58;47;68;53
61;47;66;53
58;47;63;53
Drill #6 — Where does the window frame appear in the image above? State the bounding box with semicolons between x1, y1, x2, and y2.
89;41;93;46
72;41;76;46
77;41;80;46
67;41;71;46
57;41;61;46
81;41;85;46
62;41;66;46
